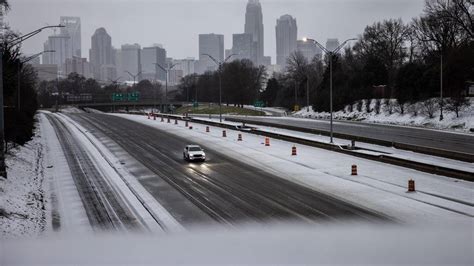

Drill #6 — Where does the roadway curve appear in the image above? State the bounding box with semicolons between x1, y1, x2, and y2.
226;116;474;158
67;113;389;225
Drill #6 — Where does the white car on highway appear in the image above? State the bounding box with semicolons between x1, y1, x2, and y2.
183;145;206;162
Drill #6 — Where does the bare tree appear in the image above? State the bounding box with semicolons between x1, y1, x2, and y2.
425;0;473;39
421;98;439;118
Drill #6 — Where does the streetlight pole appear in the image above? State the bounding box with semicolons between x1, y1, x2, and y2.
304;37;356;143
201;53;235;123
306;76;310;112
0;25;63;178
440;52;443;121
154;62;178;113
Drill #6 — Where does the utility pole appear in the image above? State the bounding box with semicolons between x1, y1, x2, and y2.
304;37;356;144
154;62;178;113
440;52;444;121
201;53;235;123
306;76;310;112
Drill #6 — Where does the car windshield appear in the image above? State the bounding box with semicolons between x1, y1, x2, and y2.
189;147;202;152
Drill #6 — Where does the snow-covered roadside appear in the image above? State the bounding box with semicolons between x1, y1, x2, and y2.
294;98;474;133
116;113;473;224
0;125;46;238
55;113;182;232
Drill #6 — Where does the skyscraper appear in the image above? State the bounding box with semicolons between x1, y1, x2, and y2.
120;43;142;82
44;34;72;67
244;0;264;65
326;38;340;52
60;16;81;57
197;33;224;73
297;39;322;62
232;33;257;64
90;27;113;80
276;14;297;68
141;45;167;81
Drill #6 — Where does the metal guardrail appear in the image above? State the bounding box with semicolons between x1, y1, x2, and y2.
151;113;473;181
224;117;474;163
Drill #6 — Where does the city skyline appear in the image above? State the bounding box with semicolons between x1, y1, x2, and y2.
8;0;425;64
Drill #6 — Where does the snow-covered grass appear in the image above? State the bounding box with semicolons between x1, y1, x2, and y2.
115;113;474;224
0;123;46;238
294;98;474;133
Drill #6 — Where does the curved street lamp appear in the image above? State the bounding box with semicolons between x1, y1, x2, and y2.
201;53;236;123
303;37;357;143
154;62;178;113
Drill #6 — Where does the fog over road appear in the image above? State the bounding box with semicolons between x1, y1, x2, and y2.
63;113;388;226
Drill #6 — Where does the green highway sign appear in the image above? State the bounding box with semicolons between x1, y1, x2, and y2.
254;101;265;108
112;93;124;102
128;92;140;102
112;92;140;102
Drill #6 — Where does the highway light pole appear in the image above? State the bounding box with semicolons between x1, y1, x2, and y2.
0;24;63;178
201;53;235;123
17;50;55;111
124;70;142;88
440;52;444;121
155;62;178;113
304;37;356;144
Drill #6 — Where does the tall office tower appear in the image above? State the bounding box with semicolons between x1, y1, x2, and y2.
90;27;113;80
141;45;167;81
60;16;81;57
276;14;297;68
245;0;264;65
120;43;142;82
326;38;340;52
198;33;224;73
232;33;257;64
45;34;72;68
297;39;322;62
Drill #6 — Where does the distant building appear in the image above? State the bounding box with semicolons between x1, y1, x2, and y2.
262;56;272;66
60;16;81;57
173;58;196;77
297;39;322;62
141;45;167;81
120;43;142;82
31;64;58;81
90;27;113;80
44;34;72;66
198;33;224;73
100;64;117;82
168;69;184;85
276;14;297;69
64;57;92;78
326;38;340;52
232;33;257;64
245;0;264;65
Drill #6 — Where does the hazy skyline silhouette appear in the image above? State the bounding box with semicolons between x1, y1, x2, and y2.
8;0;425;63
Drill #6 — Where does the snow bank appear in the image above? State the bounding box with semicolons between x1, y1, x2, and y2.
1;124;46;238
295;98;474;133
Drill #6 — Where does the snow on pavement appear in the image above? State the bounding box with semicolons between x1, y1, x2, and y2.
115;113;474;224
56;113;182;232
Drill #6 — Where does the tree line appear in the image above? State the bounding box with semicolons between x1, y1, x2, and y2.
1;0;40;149
263;0;473;113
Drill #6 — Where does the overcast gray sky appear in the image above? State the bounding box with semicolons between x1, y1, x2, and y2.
7;0;426;63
